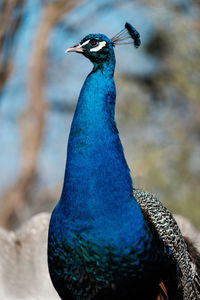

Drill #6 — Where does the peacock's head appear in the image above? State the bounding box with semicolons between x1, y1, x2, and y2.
65;23;141;65
66;34;115;64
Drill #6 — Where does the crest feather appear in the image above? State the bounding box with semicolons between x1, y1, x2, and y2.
111;22;141;48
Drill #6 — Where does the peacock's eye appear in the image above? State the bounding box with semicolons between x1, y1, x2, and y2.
89;39;99;47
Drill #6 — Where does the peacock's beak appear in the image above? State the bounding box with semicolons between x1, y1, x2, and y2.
65;44;83;53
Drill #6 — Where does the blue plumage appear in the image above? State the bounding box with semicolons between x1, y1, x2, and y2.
48;27;183;299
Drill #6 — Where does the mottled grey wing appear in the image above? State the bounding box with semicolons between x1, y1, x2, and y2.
134;188;200;300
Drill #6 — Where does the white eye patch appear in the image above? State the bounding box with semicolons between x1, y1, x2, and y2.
79;40;90;47
90;41;106;52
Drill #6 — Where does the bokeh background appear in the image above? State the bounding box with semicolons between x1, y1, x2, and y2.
0;0;200;232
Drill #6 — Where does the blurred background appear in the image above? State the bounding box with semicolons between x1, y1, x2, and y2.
0;0;200;232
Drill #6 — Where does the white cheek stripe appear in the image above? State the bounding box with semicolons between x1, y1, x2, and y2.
90;41;106;52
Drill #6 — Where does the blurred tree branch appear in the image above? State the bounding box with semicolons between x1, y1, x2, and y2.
0;0;24;93
0;0;84;229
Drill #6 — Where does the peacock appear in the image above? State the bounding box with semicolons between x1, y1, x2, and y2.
48;23;200;300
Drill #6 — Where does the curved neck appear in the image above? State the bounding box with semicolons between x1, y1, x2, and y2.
60;57;134;214
56;56;153;252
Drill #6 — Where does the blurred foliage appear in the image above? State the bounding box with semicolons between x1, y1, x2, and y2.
117;0;200;228
0;0;199;229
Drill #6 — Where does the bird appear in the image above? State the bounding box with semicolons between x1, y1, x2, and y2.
48;23;200;300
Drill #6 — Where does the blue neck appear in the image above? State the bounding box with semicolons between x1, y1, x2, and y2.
58;56;151;251
61;56;133;213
